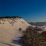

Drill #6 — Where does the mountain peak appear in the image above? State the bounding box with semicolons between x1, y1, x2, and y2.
0;17;30;46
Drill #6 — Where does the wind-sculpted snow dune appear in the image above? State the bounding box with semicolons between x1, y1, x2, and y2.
0;18;30;46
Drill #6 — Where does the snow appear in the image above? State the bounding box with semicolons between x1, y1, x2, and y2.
0;18;30;46
34;25;46;33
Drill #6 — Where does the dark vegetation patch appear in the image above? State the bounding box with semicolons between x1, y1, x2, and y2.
0;16;22;19
21;26;46;46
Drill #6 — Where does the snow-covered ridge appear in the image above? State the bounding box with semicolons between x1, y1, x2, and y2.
0;18;29;26
0;18;30;46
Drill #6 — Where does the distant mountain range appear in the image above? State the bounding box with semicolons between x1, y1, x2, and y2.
29;22;46;26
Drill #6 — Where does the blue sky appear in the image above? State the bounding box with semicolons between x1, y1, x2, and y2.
0;0;46;22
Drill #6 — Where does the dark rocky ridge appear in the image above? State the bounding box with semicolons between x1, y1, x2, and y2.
0;16;22;19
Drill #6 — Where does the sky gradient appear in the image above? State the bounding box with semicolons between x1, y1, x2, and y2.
0;0;46;22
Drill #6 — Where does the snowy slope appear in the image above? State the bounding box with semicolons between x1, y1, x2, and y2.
0;18;30;46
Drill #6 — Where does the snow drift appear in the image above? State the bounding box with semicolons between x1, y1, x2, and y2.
0;18;30;46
